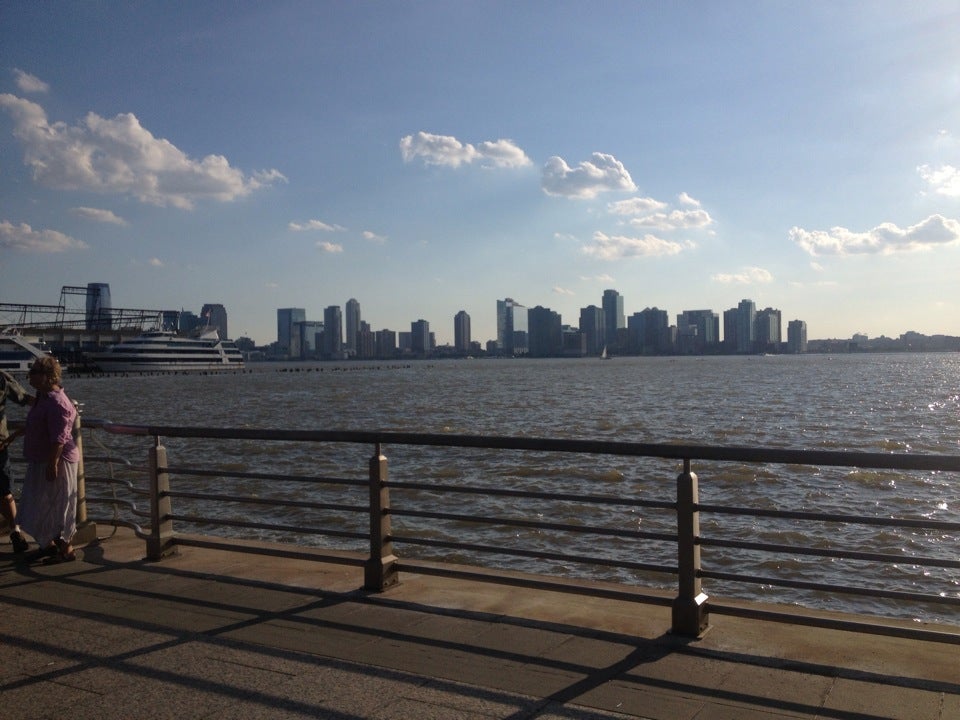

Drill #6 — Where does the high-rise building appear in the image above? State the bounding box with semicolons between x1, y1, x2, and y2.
297;320;324;358
277;308;306;358
410;319;430;356
496;298;528;356
579;305;605;356
454;311;471;353
755;307;782;353
200;303;228;339
323;305;343;358
676;309;719;354
628;307;670;354
345;298;361;356
85;282;112;330
601;290;624;348
375;329;397;358
527;306;562;357
787;320;808;353
735;299;756;354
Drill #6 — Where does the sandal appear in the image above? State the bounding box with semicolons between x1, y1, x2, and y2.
9;531;28;553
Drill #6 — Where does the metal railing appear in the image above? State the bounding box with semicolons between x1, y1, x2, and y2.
77;419;960;643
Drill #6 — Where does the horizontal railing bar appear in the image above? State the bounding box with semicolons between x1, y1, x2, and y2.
167;490;367;515
164;466;366;488
85;419;960;472
390;508;677;543
708;603;960;646
701;537;960;569
169;514;367;541
701;570;960;605
699;503;960;532
389;479;676;510
391;535;678;575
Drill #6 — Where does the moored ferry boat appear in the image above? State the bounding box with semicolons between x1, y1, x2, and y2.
88;328;245;372
0;329;60;374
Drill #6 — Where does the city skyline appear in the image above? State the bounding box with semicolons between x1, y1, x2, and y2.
2;3;959;347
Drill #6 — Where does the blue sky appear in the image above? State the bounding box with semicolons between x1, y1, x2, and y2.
1;1;959;346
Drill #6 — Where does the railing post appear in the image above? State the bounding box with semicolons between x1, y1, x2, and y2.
71;405;98;545
146;437;175;560
365;443;398;591
672;459;709;637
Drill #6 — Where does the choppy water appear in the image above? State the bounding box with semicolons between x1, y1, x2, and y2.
55;353;960;623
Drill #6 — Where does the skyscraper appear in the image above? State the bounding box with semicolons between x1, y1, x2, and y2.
85;282;111;330
454;310;471;353
527;306;562;357
601;290;624;348
323;305;343;358
345;298;361;356
411;319;430;356
496;298;527;356
200;303;228;339
787;319;808;353
755;307;782;353
277;308;306;358
735;299;756;354
579;305;605;355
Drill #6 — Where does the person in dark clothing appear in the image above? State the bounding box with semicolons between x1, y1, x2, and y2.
0;370;34;552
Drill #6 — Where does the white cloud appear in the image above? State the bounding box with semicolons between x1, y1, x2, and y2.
579;273;617;283
149;257;164;267
917;164;960;197
400;131;531;169
552;286;575;296
542;152;637;199
362;230;387;243
12;69;48;94
629;208;714;231
582;231;686;260
711;266;773;285
289;219;345;232
607;197;667;215
0;220;88;252
0;94;285;209
317;241;344;253
71;206;128;225
790;215;960;256
677;192;701;207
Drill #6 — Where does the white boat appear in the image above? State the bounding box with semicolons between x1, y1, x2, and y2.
89;328;245;372
0;329;59;374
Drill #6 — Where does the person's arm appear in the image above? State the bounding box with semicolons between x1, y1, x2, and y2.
46;442;64;482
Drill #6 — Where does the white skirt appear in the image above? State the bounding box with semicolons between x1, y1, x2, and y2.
19;460;78;547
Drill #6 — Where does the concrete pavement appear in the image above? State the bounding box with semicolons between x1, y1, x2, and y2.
1;527;958;719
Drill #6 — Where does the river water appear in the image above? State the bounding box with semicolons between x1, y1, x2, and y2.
58;353;960;623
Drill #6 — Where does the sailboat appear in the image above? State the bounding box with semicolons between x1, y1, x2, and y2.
600;345;609;360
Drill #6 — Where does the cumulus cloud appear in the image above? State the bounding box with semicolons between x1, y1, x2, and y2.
0;220;88;252
13;69;49;94
790;215;960;256
317;241;343;253
552;286;575;296
607;197;667;215
289;219;345;232
918;164;960;197
582;231;686;260
71;206;128;225
0;94;285;209
362;230;387;243
629;208;714;231
711;266;774;285
542;153;637;199
400;131;531;169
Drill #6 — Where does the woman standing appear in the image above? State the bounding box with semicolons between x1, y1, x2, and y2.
19;356;79;561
